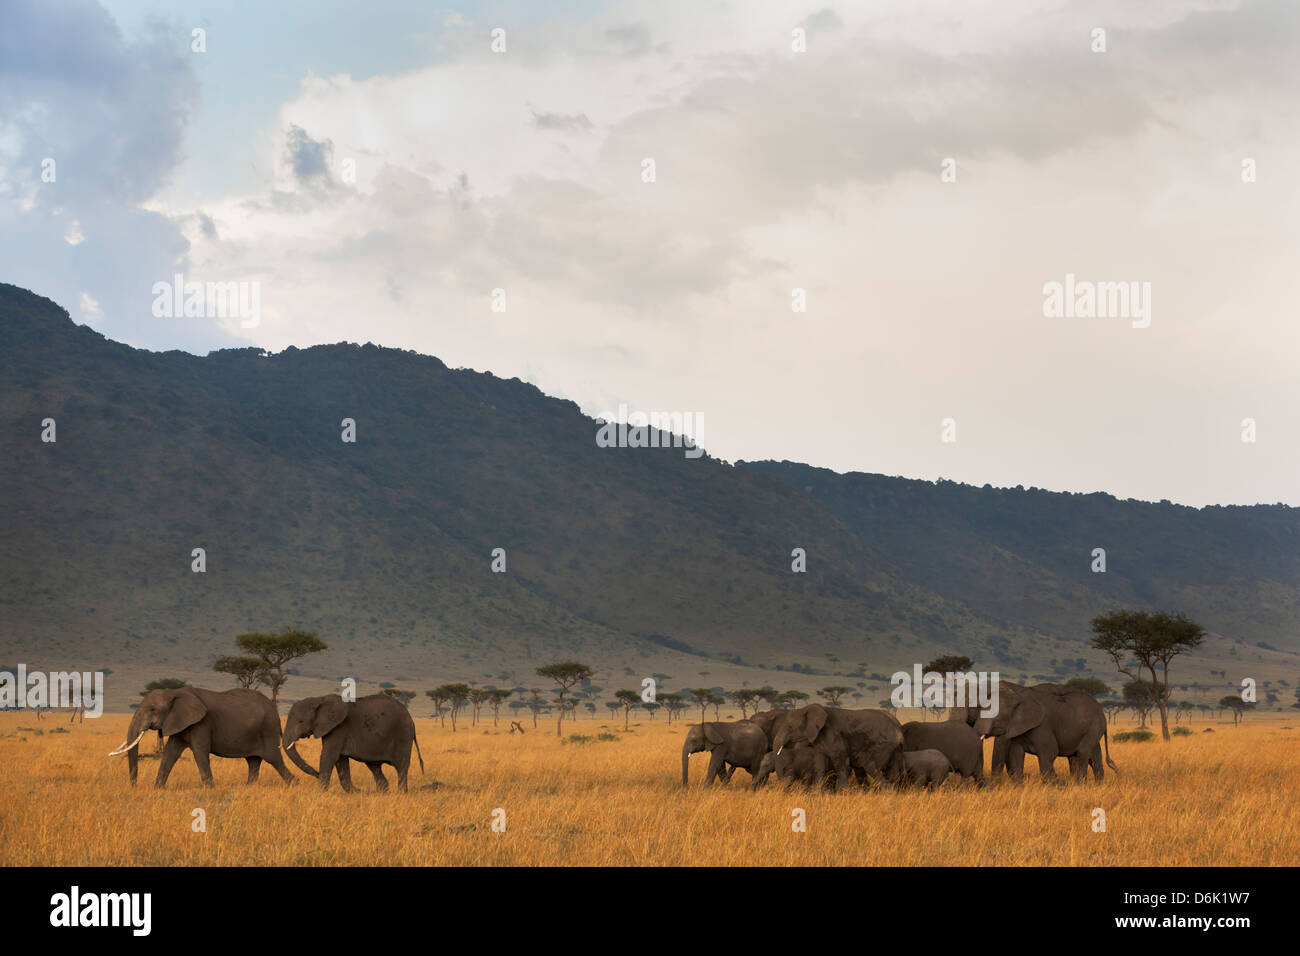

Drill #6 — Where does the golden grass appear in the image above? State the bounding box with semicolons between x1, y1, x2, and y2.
1;713;1296;866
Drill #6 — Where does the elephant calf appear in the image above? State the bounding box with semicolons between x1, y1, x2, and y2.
682;720;768;786
283;694;424;792
901;749;952;790
902;719;985;784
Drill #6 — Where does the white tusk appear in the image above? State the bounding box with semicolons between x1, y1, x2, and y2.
285;740;296;751
776;747;783;756
109;728;149;756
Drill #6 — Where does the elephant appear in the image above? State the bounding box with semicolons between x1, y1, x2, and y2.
956;682;1116;782
282;694;425;792
681;719;769;786
109;686;294;788
901;719;985;784
901;749;952;789
752;739;852;789
770;704;905;790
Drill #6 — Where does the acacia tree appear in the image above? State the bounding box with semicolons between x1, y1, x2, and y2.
727;689;759;718
434;683;471;731
536;662;593;737
485;688;512;726
425;687;450;727
467;687;488;727
816;686;851;708
614;689;640;730
233;629;328;707
1123;681;1157;727
527;689;546;728
1218;695;1245;726
1091;610;1205;741
661;693;686;724
687;688;712;724
1063;677;1110;699
379;689;416;708
213;656;269;689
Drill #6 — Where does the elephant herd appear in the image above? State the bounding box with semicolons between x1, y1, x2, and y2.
108;680;1116;795
682;682;1118;790
109;686;423;791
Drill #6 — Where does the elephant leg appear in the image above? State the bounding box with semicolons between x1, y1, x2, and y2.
190;744;215;787
245;756;262;784
265;748;295;785
366;762;389;792
334;757;358;793
317;742;341;791
155;736;187;789
717;764;734;787
1089;748;1105;782
394;749;411;792
703;750;727;785
1006;742;1026;782
1036;747;1060;781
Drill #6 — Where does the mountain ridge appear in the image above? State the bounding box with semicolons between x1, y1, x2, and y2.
2;283;1295;709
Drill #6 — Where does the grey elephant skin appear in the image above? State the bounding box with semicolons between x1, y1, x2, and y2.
681;720;768;786
901;749;952;789
957;682;1116;782
901;719;985;784
752;739;850;789
771;704;905;790
283;694;425;792
111;686;294;788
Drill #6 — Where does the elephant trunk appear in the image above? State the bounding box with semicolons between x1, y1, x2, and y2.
115;707;149;787
681;742;693;786
282;732;319;777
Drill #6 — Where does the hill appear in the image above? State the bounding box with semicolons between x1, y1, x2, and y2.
1;284;1296;708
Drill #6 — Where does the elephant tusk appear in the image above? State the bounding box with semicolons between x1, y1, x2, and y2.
109;728;149;756
776;746;783;756
285;740;296;751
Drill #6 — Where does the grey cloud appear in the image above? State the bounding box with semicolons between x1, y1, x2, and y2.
605;24;652;57
284;124;336;185
0;0;241;353
531;109;594;133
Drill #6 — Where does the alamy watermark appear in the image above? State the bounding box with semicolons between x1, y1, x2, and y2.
890;665;999;717
1042;273;1151;328
595;403;704;458
151;274;261;328
0;665;104;716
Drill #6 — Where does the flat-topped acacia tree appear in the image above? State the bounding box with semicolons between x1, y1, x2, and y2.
1091;610;1205;741
233;629;327;707
536;662;593;736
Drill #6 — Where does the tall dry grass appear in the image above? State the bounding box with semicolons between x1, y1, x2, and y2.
1;712;1296;866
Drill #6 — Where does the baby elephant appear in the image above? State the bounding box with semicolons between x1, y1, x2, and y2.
282;694;424;792
901;749;953;790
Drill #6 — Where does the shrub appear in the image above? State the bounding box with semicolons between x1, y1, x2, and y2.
1171;726;1192;737
1114;730;1155;742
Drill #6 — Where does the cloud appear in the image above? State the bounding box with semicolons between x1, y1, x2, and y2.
0;0;238;353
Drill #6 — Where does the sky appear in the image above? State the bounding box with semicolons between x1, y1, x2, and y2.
1;0;1296;507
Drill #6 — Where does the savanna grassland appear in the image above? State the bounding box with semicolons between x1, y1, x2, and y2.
1;711;1297;867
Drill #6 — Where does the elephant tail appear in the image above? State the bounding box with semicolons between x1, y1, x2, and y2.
1103;725;1118;774
413;734;425;775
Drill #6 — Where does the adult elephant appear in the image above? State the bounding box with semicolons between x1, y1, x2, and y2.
282;694;424;792
771;704;904;790
958;682;1116;782
901;719;985;784
109;686;294;788
681;719;768;786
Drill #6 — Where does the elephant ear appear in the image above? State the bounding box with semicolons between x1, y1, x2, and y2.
312;696;349;737
1006;695;1046;738
803;705;828;743
160;691;207;736
704;723;725;745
